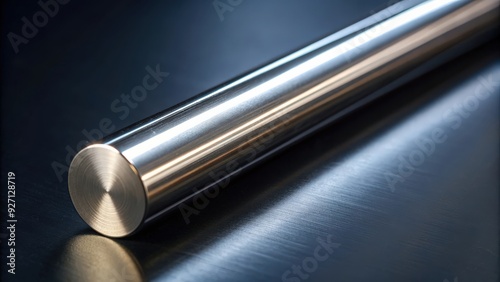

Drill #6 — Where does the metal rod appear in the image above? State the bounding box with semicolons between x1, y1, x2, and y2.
68;0;499;237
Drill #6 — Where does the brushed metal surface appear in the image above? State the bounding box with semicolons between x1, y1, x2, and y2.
57;43;500;282
68;0;499;237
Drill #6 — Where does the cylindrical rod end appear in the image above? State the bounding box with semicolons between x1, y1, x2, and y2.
68;144;147;237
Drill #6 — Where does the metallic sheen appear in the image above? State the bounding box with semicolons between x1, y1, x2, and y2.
68;0;499;237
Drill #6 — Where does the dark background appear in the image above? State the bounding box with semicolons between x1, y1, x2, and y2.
1;0;498;281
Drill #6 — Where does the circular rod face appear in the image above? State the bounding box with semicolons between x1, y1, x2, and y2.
68;145;146;237
68;0;500;237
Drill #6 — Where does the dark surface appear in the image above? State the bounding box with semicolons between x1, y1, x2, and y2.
1;1;498;281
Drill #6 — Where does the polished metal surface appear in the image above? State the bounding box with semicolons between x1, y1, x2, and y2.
68;0;499;237
2;0;499;281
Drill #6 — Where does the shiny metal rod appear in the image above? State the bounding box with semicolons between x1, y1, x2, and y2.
68;0;499;237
